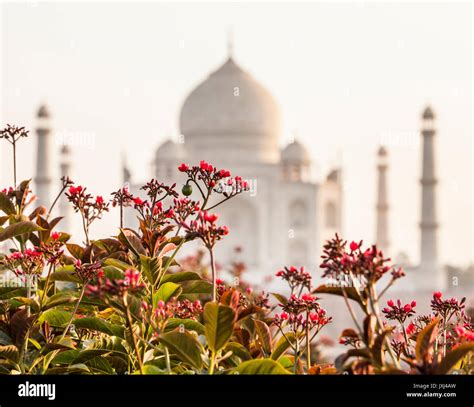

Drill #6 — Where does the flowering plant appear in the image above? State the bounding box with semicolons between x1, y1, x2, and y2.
0;124;472;375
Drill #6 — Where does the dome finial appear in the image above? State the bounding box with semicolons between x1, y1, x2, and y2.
227;27;234;59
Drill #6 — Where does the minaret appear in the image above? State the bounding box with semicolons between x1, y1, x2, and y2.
376;146;389;254
59;144;72;231
34;105;53;209
419;106;441;288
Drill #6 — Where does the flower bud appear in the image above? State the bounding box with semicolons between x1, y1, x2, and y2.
182;184;193;196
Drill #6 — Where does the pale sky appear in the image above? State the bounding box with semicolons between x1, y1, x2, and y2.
1;1;472;268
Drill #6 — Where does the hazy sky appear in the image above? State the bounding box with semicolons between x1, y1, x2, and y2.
1;1;472;267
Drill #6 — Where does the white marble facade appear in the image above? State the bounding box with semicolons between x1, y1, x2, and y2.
124;54;343;281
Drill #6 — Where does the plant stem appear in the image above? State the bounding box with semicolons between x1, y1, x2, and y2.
46;183;67;220
293;339;299;374
59;285;86;341
305;311;311;371
341;287;363;335
13;141;17;188
164;345;172;374
19;274;31;373
124;295;144;374
209;350;216;375
120;203;123;229
40;263;55;307
209;247;217;302
80;213;90;246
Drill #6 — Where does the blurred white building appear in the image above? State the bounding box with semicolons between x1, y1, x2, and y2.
124;49;343;280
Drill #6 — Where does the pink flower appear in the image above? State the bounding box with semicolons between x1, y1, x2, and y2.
96;195;104;204
403;304;412;312
387;299;395;308
133;196;144;206
178;163;189;172
220;225;229;235
349;241;359;251
204;212;219;224
433;291;443;300
51;231;60;241
411;300;417;308
219;169;231;178
216;278;224;285
406;322;416;336
280;312;289;320
200;160;213;172
68;185;83;195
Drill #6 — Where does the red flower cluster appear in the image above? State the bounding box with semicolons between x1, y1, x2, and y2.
74;260;103;284
273;298;331;332
111;186;135;208
320;234;404;288
0;124;29;143
155;298;203;320
1;248;44;277
86;268;145;298
382;299;417;323
454;326;474;342
182;210;229;249
275;266;312;293
430;291;466;317
38;233;64;265
177;161;249;205
168;197;200;225
67;184;110;222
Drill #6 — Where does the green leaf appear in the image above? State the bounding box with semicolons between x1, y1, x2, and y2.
72;317;125;338
137;365;164;375
102;265;124;280
119;229;146;257
0;286;27;300
0;192;15;215
43;291;77;310
104;258;133;271
372;328;393;367
232;359;290;375
86;356;114;374
313;285;362;304
271;333;296;360
271;293;288;305
45;363;90;374
51;349;80;365
0;221;44;242
164;318;205;335
415;317;439;362
39;309;72;328
0;345;19;363
254;319;272;355
203;303;235;353
436;342;474;374
140;255;163;287
154;282;182;306
161;271;201;284
159;329;203;370
66;243;85;260
180;280;212;295
50;266;80;283
73;349;111;364
225;342;251;361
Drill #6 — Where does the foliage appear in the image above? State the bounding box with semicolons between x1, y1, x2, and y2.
0;125;472;375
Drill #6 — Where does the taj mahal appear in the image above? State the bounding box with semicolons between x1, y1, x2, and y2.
29;43;472;299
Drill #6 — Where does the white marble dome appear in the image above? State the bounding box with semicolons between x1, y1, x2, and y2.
155;140;187;162
282;140;311;164
179;56;282;163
